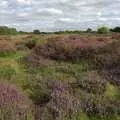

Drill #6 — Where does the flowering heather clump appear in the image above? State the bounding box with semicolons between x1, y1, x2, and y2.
23;53;52;67
33;35;114;62
81;94;120;118
0;83;33;120
0;40;15;56
94;40;120;85
34;80;81;120
46;82;81;120
72;71;107;94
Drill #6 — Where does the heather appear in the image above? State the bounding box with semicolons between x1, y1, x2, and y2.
0;40;15;56
0;83;34;120
0;32;120;120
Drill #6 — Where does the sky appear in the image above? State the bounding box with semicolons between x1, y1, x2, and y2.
0;0;120;32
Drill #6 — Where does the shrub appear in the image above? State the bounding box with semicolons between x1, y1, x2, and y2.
97;26;110;34
86;28;92;33
0;60;18;78
0;35;11;41
111;27;120;32
33;30;40;34
27;76;81;120
23;53;52;67
71;71;107;94
82;95;120;118
33;35;113;63
0;40;15;56
94;40;120;85
33;37;97;62
0;26;17;35
25;39;38;49
0;83;34;120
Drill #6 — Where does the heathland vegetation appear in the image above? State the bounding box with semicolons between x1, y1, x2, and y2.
0;25;120;120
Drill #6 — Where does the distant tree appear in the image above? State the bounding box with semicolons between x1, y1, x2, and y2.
86;28;92;33
9;28;17;35
110;27;120;32
33;29;40;34
97;26;109;34
0;26;17;35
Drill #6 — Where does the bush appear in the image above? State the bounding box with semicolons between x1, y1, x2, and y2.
97;26;110;34
26;76;80;120
111;27;120;32
33;30;40;34
0;40;15;56
0;35;11;41
0;60;18;78
86;28;92;33
33;35;114;63
0;83;33;120
0;26;17;35
23;53;51;68
94;40;120;85
33;36;97;62
71;71;107;94
25;39;38;49
82;95;120;118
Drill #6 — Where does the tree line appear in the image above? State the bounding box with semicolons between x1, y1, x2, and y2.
1;26;120;35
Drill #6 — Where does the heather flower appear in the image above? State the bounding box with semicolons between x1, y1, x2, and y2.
0;83;33;120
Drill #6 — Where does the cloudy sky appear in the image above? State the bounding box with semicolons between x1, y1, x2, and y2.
0;0;120;32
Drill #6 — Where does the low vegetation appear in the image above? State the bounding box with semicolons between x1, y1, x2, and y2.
0;28;120;120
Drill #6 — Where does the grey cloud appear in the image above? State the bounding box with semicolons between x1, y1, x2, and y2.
0;0;120;31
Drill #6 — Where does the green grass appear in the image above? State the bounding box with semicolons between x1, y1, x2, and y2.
105;83;120;100
0;59;19;77
25;60;90;82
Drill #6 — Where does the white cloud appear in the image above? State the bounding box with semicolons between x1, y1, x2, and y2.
37;8;63;15
18;12;29;17
0;0;120;31
0;1;8;6
59;18;74;22
17;0;32;4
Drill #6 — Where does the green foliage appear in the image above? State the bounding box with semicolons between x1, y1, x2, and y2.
105;83;120;100
86;28;92;33
0;34;120;120
97;26;110;34
0;26;17;35
0;60;19;78
110;27;120;32
33;29;40;34
25;39;38;49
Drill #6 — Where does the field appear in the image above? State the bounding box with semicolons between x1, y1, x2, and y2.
0;33;120;120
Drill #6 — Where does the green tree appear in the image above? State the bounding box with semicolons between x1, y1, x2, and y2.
86;28;92;33
0;26;17;35
111;27;120;32
97;26;109;34
33;29;40;34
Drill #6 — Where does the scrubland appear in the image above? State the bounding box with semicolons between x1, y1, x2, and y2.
0;33;120;120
